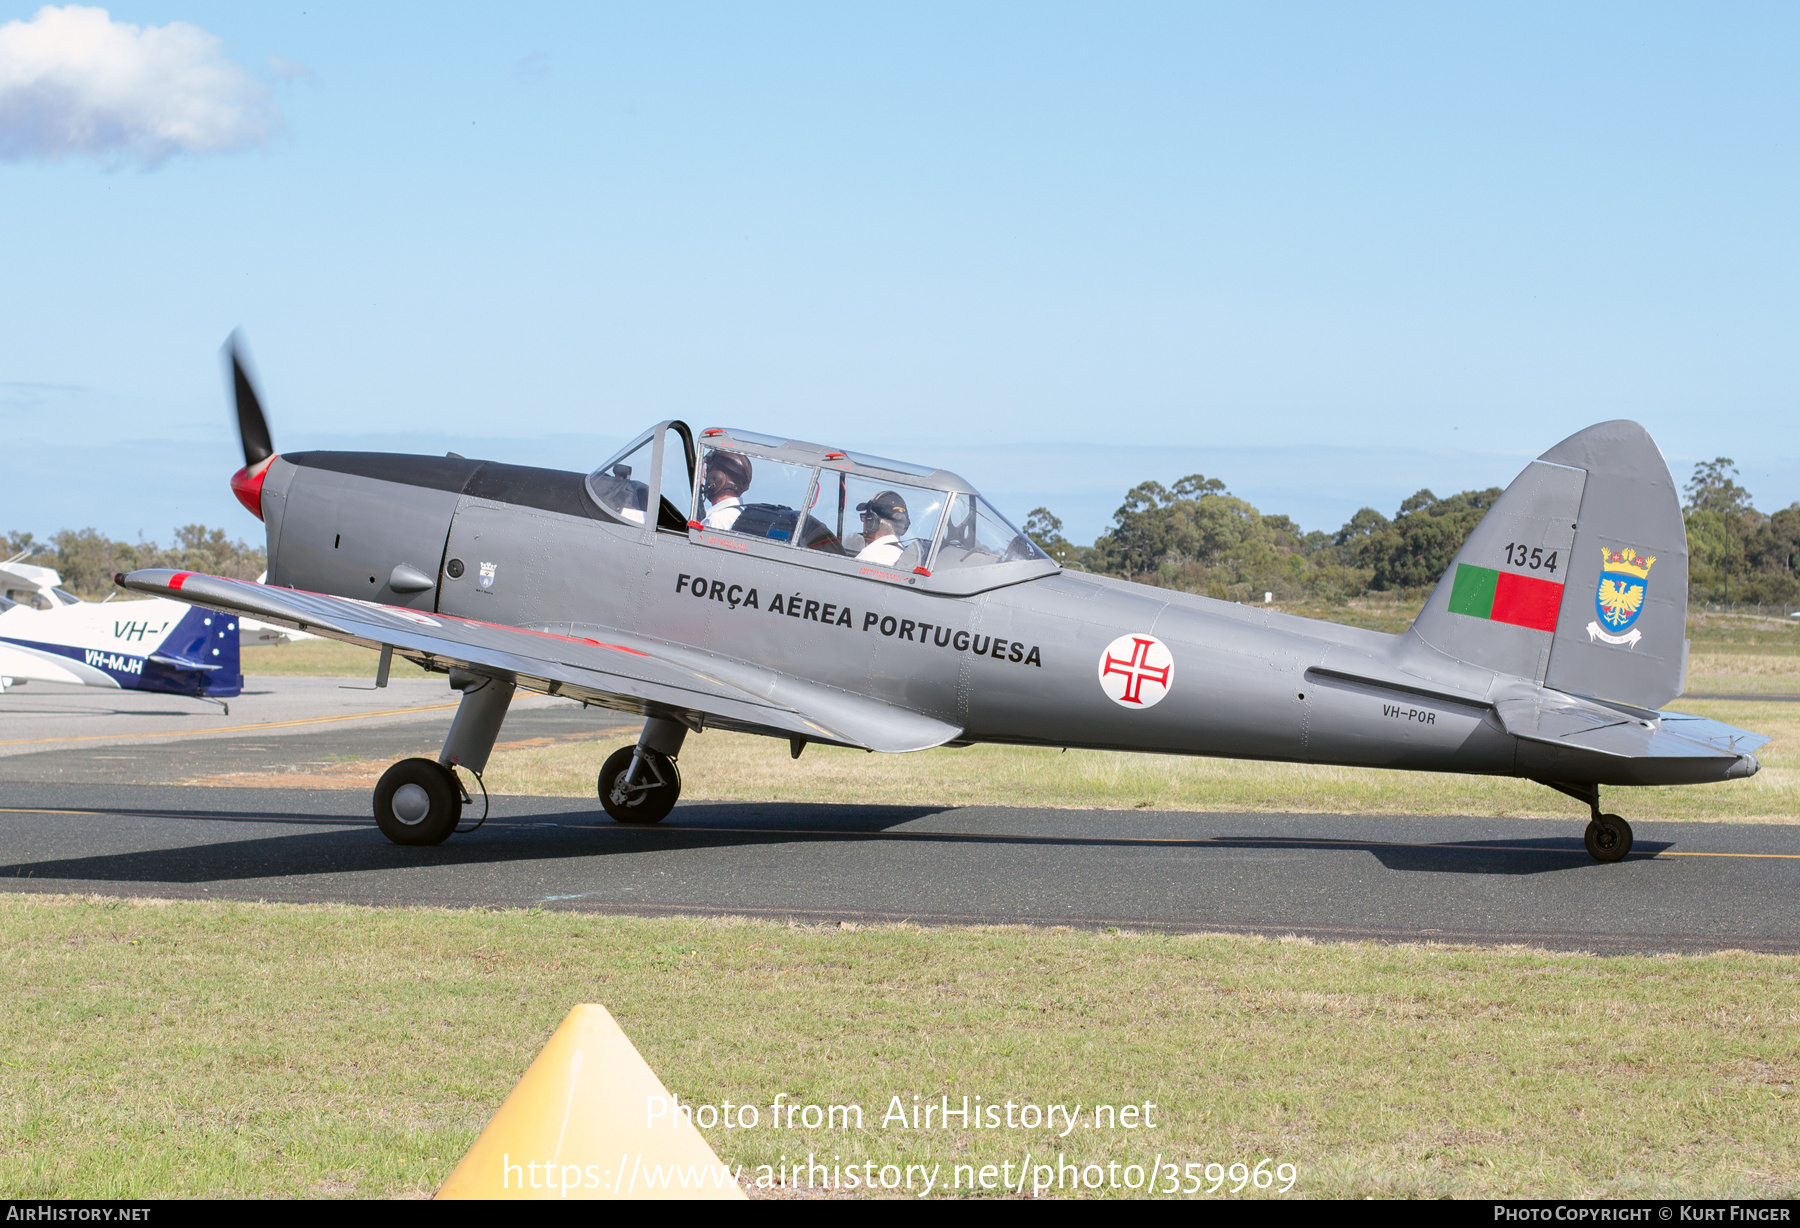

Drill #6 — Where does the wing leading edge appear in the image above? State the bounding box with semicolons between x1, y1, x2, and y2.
117;569;961;754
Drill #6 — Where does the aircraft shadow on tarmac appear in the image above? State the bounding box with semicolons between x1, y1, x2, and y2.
0;801;1668;886
1351;836;1672;874
0;804;932;885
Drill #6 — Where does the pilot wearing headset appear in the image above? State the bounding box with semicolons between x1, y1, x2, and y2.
701;451;753;530
853;490;910;565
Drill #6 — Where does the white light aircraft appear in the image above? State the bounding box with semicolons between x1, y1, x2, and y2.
0;554;241;708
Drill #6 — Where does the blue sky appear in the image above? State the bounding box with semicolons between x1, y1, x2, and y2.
3;2;1797;546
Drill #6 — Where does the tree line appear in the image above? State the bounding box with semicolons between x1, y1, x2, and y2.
1;526;266;599
1025;457;1800;607
1679;459;1800;605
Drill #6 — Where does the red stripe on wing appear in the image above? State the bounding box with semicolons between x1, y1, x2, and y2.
437;612;649;656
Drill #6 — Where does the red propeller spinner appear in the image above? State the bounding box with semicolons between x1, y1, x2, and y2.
230;456;275;519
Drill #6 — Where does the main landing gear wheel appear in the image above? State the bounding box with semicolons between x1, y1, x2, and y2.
1584;813;1634;863
598;745;681;824
373;757;463;846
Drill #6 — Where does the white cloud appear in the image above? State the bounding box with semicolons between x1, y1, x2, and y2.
0;5;280;166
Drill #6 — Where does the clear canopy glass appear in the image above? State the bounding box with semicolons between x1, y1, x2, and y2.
932;494;1050;570
588;426;695;530
697;446;826;544
596;424;1057;578
587;432;655;524
830;473;948;569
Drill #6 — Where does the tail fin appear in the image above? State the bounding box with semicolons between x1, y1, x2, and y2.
147;603;244;698
1406;420;1687;709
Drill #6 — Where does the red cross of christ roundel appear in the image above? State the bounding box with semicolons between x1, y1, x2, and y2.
1097;633;1174;709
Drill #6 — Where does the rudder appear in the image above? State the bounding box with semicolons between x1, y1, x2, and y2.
1540;420;1687;708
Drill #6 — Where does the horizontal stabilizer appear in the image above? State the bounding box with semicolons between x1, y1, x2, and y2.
1656;710;1774;758
148;653;224;671
1494;692;1765;768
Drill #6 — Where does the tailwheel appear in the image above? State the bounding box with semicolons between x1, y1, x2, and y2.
598;745;680;824
1584;813;1634;863
373;757;463;846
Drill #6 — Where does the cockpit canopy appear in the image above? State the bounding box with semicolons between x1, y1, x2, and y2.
0;559;82;610
586;425;1052;583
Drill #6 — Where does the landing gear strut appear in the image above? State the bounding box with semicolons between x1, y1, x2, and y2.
371;668;511;846
599;716;687;824
1542;781;1634;863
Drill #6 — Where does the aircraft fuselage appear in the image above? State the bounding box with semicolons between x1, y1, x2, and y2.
254;450;1745;789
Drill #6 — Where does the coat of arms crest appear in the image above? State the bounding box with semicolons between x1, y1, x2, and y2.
1587;546;1655;647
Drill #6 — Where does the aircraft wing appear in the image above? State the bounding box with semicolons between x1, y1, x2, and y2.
117;569;961;753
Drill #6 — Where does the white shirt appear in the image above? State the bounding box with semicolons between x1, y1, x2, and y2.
856;533;904;565
703;496;743;530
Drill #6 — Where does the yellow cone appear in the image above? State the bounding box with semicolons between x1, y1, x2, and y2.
438;1004;745;1199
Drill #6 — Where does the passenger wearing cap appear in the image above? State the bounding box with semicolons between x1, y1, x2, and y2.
854;490;910;565
701;451;753;530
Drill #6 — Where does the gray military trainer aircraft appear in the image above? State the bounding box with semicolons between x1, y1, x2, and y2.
119;337;1768;862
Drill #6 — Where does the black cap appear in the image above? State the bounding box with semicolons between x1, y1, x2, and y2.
856;490;907;519
856;490;910;535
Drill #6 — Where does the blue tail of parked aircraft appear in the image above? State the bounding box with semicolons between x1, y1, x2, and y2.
141;604;243;699
0;600;242;702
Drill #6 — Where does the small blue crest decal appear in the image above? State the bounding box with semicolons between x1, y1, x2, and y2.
1589;546;1656;645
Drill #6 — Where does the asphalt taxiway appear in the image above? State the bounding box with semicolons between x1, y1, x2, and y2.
2;783;1797;953
3;680;1796;952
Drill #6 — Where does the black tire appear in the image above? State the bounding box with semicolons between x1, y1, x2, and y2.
1584;813;1634;863
373;757;463;846
598;745;680;824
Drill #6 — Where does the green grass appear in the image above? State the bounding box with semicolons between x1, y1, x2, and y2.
1264;592;1426;634
1684;611;1800;693
2;894;1796;1199
1685;609;1800;649
241;638;432;678
1686;651;1800;694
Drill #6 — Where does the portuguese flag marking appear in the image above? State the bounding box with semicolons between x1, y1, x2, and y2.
1447;564;1564;633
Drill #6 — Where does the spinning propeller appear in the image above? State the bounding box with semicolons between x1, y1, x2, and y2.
225;330;276;520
